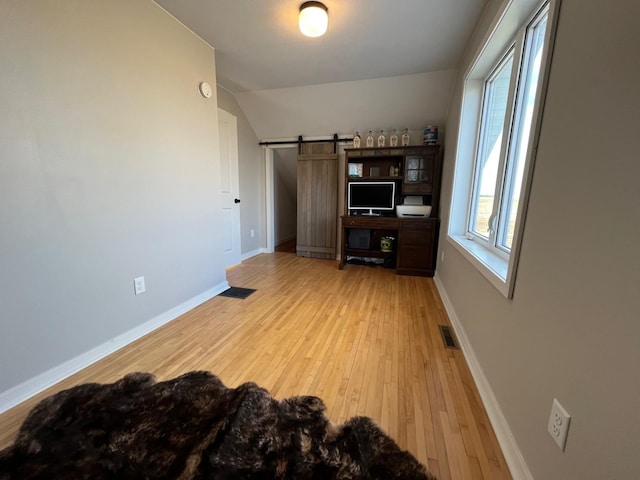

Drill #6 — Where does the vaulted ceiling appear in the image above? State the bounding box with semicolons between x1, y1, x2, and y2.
155;0;488;93
154;0;489;139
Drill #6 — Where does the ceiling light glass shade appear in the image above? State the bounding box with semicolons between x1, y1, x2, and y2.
299;1;328;37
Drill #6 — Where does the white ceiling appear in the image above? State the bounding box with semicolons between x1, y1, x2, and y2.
155;0;488;93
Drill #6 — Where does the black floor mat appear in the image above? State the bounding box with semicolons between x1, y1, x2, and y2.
217;287;256;299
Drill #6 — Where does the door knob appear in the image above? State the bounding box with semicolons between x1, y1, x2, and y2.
234;198;241;204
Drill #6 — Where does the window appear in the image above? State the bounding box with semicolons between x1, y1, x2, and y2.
448;0;559;298
469;48;514;243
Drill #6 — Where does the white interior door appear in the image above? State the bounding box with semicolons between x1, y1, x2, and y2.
218;108;241;268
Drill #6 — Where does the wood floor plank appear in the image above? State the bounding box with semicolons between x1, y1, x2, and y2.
0;252;512;479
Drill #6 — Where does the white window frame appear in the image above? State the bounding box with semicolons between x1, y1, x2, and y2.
468;45;515;251
447;0;561;298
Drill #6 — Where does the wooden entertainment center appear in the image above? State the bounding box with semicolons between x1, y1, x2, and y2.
338;145;442;277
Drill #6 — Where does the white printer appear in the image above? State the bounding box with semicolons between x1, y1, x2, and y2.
396;196;432;218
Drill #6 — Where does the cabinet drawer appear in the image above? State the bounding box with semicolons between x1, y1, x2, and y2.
399;229;433;246
343;217;399;229
400;219;434;230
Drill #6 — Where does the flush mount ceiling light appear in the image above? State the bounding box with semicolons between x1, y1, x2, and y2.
299;1;328;37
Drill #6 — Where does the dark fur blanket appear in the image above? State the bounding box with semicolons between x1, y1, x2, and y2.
0;371;435;479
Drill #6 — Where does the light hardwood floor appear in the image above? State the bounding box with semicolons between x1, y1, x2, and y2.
0;252;511;480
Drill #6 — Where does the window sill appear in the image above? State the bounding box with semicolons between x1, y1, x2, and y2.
447;234;512;298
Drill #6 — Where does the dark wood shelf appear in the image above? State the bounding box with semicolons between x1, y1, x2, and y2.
344;248;385;258
347;176;403;181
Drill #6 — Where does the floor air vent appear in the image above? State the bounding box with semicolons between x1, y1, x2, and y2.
439;325;459;349
217;287;256;300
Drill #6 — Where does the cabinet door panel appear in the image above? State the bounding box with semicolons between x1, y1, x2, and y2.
397;219;438;276
400;229;433;245
397;245;433;270
402;153;435;195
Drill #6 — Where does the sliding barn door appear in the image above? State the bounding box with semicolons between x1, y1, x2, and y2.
296;144;338;259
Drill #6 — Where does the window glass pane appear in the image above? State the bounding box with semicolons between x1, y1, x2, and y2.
499;10;548;249
470;51;514;238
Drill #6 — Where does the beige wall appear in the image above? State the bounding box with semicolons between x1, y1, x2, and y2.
437;0;640;478
216;87;264;256
234;71;455;140
0;1;223;396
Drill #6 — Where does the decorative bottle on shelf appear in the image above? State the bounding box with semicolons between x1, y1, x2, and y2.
353;131;361;148
366;130;374;148
377;130;385;147
389;164;395;176
390;129;398;147
423;125;438;145
402;128;410;146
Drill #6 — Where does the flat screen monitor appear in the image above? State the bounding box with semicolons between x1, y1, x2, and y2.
347;181;396;216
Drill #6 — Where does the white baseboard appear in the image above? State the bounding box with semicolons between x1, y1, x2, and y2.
0;281;229;414
241;248;268;261
434;274;533;480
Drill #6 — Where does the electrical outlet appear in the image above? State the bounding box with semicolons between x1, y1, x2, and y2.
250;229;255;238
134;276;146;295
547;398;571;451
